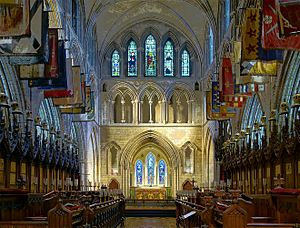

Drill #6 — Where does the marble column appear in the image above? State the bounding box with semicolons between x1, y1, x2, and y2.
132;100;138;124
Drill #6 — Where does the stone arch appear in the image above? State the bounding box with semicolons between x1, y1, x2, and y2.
120;30;140;50
104;141;122;175
120;130;181;168
138;82;165;102
140;27;161;48
181;141;198;174
107;82;138;102
161;30;180;48
165;82;195;102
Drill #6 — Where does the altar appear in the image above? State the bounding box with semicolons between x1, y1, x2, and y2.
130;186;170;200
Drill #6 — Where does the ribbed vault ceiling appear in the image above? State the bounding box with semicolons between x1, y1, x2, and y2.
84;0;218;62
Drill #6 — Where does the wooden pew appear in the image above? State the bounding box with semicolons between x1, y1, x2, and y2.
48;199;84;228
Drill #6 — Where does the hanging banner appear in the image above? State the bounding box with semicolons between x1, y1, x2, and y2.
207;91;236;120
44;28;58;78
85;86;92;112
2;1;50;65
19;64;45;79
278;0;300;37
52;66;83;105
220;57;234;97
0;0;30;37
262;0;300;50
242;8;260;61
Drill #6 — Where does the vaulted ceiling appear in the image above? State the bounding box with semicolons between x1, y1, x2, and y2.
84;0;219;62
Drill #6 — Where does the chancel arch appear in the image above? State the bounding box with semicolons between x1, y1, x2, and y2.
120;130;181;196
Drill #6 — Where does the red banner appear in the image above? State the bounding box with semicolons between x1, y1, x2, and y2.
278;0;300;37
220;58;234;97
262;0;300;50
45;29;59;78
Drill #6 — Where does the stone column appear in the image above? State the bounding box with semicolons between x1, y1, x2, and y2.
138;101;143;123
110;100;115;124
121;99;125;123
190;100;195;124
176;101;181;123
132;100;138;124
187;100;192;123
149;100;153;123
160;99;166;124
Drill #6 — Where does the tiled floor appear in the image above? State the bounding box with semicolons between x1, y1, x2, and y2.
125;217;177;228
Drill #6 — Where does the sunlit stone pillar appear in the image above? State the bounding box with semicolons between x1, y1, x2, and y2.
187;100;192;123
149;100;153;123
138;101;143;123
176;101;181;123
191;100;195;124
131;100;139;124
110;100;115;124
121;99;125;123
160;99;166;123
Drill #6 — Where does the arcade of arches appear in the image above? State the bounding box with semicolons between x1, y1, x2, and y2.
0;0;300;226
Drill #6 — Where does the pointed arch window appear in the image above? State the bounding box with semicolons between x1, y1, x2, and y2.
112;50;120;77
181;50;190;77
164;40;174;76
158;160;166;185
145;35;157;76
147;152;155;185
128;40;137;76
136;160;143;185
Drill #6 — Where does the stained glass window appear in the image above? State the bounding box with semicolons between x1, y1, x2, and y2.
128;40;137;76
112;50;120;77
147;152;155;185
164;40;174;76
145;35;156;76
158;160;166;185
209;27;214;64
182;50;190;77
136;160;143;185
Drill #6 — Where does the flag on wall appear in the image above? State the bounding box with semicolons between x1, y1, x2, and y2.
0;0;30;37
278;0;300;37
262;0;300;50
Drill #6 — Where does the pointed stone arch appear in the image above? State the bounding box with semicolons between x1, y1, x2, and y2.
181;141;199;174
120;130;181;168
104;141;122;175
